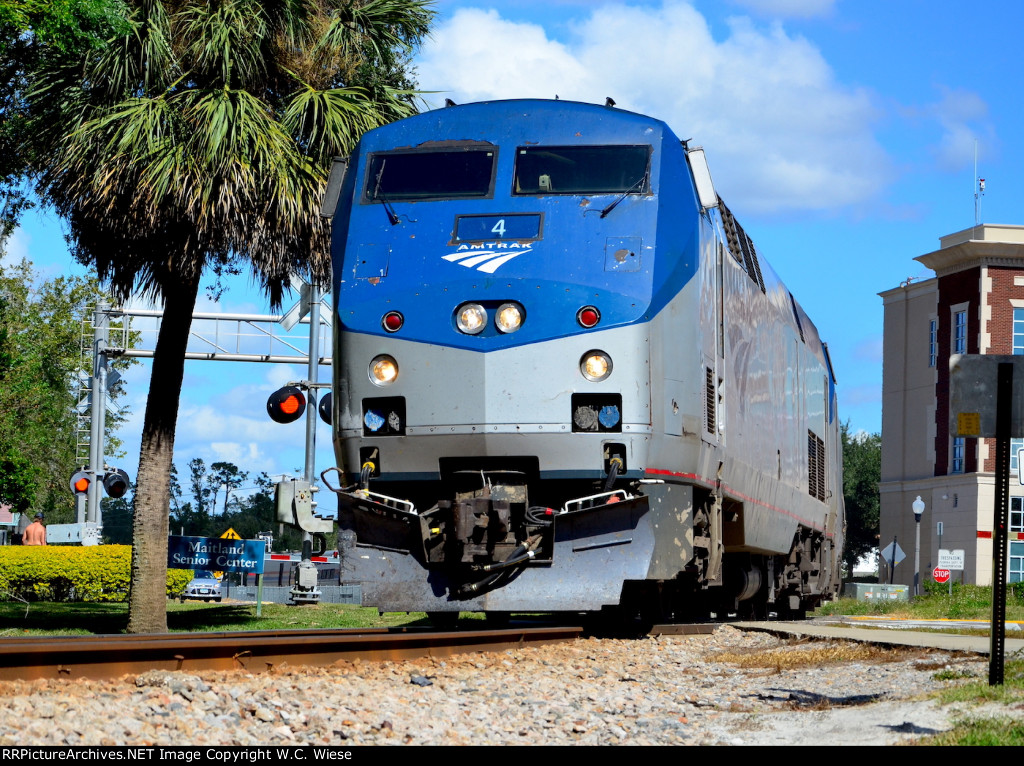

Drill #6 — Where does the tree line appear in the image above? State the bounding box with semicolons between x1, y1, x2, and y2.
102;458;308;551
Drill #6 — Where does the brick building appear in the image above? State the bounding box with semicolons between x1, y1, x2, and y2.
880;224;1024;586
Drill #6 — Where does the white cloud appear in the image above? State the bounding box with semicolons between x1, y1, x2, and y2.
729;0;836;19
416;9;589;103
927;87;996;172
209;441;267;467
416;2;888;213
1;227;30;267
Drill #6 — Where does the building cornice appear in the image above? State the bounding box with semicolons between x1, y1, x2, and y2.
917;241;1024;277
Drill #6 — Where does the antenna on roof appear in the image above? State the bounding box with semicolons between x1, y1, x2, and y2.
974;140;985;231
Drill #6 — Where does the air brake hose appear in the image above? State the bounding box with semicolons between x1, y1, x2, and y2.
359;461;375;489
458;536;543;595
603;456;624;492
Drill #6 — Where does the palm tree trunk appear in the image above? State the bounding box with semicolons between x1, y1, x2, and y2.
127;274;200;634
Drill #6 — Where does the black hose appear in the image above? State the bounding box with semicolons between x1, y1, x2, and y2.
359;461;374;489
457;536;542;596
603;456;623;492
525;506;556;526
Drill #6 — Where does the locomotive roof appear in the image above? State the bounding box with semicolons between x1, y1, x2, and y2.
356;99;677;151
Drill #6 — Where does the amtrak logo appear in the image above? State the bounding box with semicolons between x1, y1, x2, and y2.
443;242;533;274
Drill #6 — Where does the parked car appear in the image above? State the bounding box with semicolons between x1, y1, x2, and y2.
180;571;222;602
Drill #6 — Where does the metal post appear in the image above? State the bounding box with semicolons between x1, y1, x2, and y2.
304;282;320;486
990;362;1012;686
292;282;321;604
889;536;897;585
912;496;924;597
914;516;921;596
87;303;109;526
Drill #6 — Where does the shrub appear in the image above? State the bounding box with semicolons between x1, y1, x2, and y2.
0;546;192;602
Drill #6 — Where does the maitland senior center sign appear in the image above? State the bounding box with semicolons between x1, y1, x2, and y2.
167;535;265;574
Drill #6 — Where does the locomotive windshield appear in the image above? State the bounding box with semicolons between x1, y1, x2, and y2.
365;148;496;201
513;145;650;195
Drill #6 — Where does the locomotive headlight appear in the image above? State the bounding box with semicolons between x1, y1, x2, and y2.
495;302;524;333
369;355;399;386
455;303;487;335
580;351;613;382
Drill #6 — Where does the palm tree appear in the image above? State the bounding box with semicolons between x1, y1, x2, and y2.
27;0;433;632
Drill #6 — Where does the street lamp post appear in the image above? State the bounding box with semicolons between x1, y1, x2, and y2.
912;495;925;597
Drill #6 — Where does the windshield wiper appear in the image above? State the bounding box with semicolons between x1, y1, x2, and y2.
374;161;401;226
599;175;647;218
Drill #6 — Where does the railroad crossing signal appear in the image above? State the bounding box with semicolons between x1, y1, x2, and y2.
267;386;306;424
103;468;131;499
70;470;91;496
69;468;132;498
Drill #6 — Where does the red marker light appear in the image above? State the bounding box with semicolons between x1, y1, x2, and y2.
74;477;89;493
382;311;404;332
577;306;601;328
280;395;301;415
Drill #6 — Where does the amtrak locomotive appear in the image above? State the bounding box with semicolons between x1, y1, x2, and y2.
316;99;843;621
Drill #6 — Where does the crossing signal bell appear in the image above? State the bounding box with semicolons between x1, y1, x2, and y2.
103;468;131;499
267;386;306;424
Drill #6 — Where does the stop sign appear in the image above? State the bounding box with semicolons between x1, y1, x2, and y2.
933;567;951;583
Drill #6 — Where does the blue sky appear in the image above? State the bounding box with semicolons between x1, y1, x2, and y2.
4;0;1023;500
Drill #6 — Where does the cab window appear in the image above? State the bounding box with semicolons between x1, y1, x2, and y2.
365;148;496;201
513;145;650;195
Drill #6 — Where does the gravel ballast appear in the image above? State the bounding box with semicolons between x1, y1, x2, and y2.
0;626;987;746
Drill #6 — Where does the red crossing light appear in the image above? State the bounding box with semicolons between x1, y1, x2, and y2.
69;470;91;496
267;386;307;424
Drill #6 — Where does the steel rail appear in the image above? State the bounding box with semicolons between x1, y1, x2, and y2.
0;626;583;682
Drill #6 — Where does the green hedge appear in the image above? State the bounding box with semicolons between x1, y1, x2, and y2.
0;545;193;602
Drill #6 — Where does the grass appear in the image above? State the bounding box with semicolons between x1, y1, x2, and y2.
0;600;432;635
916;658;1024;745
813;582;1024;623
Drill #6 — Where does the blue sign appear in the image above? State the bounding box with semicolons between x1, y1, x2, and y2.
167;536;265;574
455;214;541;241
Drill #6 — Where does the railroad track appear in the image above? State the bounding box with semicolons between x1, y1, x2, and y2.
0;625;583;682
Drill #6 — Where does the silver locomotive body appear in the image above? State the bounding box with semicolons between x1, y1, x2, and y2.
322;100;843;619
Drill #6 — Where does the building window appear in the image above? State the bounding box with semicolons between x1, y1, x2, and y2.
1011;542;1024;584
1014;308;1024;355
1009;500;1023;583
1013;439;1024;477
954;310;967;354
952;436;965;473
928;319;937;367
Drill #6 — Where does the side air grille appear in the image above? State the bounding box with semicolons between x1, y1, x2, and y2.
704;367;716;435
718;196;765;293
807;430;826;502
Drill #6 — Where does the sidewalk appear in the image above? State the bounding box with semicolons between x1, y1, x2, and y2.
735;617;1024;655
